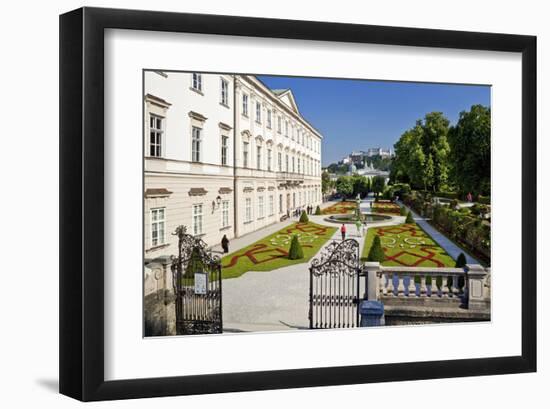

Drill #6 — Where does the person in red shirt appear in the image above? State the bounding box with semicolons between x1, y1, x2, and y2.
341;224;347;241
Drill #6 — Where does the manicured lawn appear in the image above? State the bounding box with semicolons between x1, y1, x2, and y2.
321;201;357;215
361;222;455;267
372;201;401;214
221;222;337;279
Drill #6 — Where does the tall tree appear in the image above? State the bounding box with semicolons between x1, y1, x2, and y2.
421;112;451;191
448;105;491;196
336;176;353;198
371;176;386;199
321;171;332;194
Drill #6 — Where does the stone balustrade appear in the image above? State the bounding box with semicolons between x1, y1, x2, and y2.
363;262;490;312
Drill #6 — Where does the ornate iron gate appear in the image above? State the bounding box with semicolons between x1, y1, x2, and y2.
309;239;361;329
170;226;222;335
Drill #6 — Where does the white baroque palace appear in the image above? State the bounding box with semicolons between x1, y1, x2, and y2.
143;71;323;270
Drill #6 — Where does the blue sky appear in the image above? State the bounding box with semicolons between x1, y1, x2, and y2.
257;75;491;166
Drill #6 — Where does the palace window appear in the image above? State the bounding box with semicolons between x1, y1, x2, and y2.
267;109;272;128
150;207;165;247
255;101;262;123
242;93;249;117
256;146;262;170
221;200;230;228
221;135;228;165
279;194;283;213
297;158;301;174
258;196;264;218
278;152;282;171
292;156;295;173
277;116;282;133
192;73;202;92
192;204;203;236
220;78;229;105
243;142;249;168
149;114;163;157
245;198;252;222
285;154;289;172
267;149;272;171
285;121;289;137
268;195;274;216
191;126;202;162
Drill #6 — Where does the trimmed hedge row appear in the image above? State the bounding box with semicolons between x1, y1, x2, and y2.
403;191;490;263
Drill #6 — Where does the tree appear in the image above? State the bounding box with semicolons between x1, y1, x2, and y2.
351;175;370;197
315;205;321;215
288;235;304;260
423;153;435;191
391;112;451;192
405;211;414;224
336;176;353;198
321;171;332;195
299;210;309;223
367;235;386;262
422;112;451;191
392;124;426;188
448;105;491;196
371;176;386;199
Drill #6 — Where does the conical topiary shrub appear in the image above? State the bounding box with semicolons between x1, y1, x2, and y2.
299;210;309;223
405;211;415;224
455;252;467;289
367;235;386;262
400;206;407;216
288;234;304;260
455;252;467;268
315;205;321;215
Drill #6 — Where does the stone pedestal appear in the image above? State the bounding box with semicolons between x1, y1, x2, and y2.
466;264;490;311
363;261;381;301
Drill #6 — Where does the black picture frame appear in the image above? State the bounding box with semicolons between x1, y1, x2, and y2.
59;7;537;401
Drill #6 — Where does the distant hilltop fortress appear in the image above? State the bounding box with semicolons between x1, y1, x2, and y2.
341;148;394;165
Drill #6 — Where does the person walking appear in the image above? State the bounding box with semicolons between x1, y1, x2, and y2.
340;224;347;241
466;192;473;202
221;234;229;253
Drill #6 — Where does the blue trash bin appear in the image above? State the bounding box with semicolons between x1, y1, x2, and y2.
359;300;385;327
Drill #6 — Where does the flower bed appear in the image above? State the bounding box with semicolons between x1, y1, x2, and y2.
372;201;401;215
320;201;357;215
221;222;336;279
361;222;455;267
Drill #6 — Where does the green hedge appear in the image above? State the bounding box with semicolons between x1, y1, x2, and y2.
478;195;491;205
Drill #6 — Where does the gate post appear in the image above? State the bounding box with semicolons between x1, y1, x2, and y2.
363;262;381;301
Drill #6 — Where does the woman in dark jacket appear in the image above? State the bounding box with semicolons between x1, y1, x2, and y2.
221;234;229;253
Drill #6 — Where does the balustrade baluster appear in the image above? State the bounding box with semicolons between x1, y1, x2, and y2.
451;274;460;297
442;275;450;297
397;274;405;296
420;275;427;297
387;272;394;296
432;275;440;297
408;274;416;296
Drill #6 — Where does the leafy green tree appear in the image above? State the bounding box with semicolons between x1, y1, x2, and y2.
299;210;309;223
351;175;370;197
367;235;386;262
423;153;435;191
448;105;491;196
336;176;353;198
288;235;304;260
321;171;332;195
392;124;426;188
371;176;386;199
422;112;451;191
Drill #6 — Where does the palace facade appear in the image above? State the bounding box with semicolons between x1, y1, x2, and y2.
143;71;323;271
